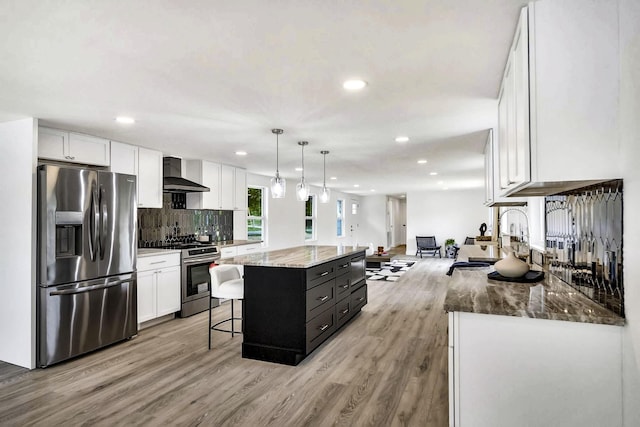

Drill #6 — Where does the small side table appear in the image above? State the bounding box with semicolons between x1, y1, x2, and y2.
365;253;394;268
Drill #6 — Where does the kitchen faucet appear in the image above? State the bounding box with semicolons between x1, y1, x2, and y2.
497;208;530;255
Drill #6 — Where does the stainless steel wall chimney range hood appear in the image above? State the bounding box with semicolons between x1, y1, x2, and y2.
163;157;210;193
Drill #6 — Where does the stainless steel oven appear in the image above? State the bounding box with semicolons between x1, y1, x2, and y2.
179;245;221;317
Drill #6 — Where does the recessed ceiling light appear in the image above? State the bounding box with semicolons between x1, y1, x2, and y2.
417;159;427;164
370;189;376;192
115;116;135;124
330;176;337;180
354;184;360;188
343;79;367;90
295;167;303;172
395;136;410;143
430;172;438;176
235;151;247;156
437;180;444;185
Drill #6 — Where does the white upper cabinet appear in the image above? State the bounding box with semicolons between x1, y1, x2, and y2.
234;168;247;210
138;147;163;208
110;141;138;176
220;165;235;210
485;129;526;207
186;160;246;211
38;127;110;166
498;1;620;197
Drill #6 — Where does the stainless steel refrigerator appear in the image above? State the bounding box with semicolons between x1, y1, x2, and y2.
37;165;138;367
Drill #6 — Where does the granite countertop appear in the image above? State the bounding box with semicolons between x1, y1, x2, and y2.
444;246;625;326
219;245;365;268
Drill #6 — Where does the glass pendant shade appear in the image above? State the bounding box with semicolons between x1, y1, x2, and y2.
319;150;330;203
270;173;286;198
296;179;309;201
296;141;309;201
271;129;286;198
319;186;330;203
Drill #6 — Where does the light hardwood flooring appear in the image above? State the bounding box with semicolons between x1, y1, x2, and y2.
0;257;451;426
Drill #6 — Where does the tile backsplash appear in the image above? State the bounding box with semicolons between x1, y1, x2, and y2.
138;194;233;247
545;180;623;316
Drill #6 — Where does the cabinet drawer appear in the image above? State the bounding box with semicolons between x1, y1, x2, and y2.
306;305;336;352
306;262;335;290
306;278;335;321
350;283;367;313
236;243;261;256
335;257;351;277
336;274;350;300
220;247;237;259
336;298;352;328
138;253;180;272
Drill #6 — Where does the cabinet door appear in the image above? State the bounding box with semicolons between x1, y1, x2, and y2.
137;270;156;323
484;131;494;206
510;8;530;187
68;132;110;166
38;127;68;161
497;61;511;192
233;210;248;241
220;165;235;210
202;161;222;209
156;265;181;317
110;141;138;176
234;168;247;210
220;246;237;259
138;147;163;208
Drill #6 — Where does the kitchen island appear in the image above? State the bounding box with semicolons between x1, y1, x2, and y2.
445;245;624;427
220;245;367;365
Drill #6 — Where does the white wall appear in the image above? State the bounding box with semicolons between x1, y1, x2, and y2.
359;195;387;250
620;0;640;424
406;189;489;255
246;173;361;250
0;118;37;368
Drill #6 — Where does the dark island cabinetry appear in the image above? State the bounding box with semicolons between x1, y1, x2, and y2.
241;249;366;365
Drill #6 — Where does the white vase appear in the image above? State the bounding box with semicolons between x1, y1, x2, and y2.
494;251;530;278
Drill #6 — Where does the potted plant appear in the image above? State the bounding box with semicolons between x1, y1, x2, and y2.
444;238;458;258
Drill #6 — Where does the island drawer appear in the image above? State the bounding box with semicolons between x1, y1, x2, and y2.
336;298;352;328
138;252;180;272
335;258;351;277
306;305;336;352
306;262;335;289
351;283;367;313
335;274;351;299
306;278;335;321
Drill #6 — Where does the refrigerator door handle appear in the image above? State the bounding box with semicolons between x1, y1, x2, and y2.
50;279;129;296
99;186;107;259
89;188;99;261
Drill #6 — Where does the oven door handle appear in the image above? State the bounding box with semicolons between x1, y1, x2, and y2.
183;257;220;265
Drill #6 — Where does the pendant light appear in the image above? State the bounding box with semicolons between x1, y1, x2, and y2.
270;129;286;198
295;141;310;201
319;150;330;203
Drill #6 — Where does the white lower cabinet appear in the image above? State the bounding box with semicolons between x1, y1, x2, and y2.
448;311;622;427
137;253;181;324
236;243;262;255
219;246;237;259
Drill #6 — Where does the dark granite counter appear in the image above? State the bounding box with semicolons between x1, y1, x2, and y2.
444;264;624;326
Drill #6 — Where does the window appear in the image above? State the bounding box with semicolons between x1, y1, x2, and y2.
247;187;266;242
336;199;345;237
305;195;316;241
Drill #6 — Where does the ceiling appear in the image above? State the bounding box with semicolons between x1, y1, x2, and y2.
0;0;527;196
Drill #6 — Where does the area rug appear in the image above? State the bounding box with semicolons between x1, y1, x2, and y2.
366;259;416;281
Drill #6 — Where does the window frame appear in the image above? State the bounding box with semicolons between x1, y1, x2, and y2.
304;194;316;242
336;199;345;237
247;186;267;244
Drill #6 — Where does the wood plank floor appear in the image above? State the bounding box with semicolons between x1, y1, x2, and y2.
0;257;452;426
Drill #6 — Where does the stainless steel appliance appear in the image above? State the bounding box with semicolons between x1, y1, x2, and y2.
37;165;138;367
176;244;221;317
